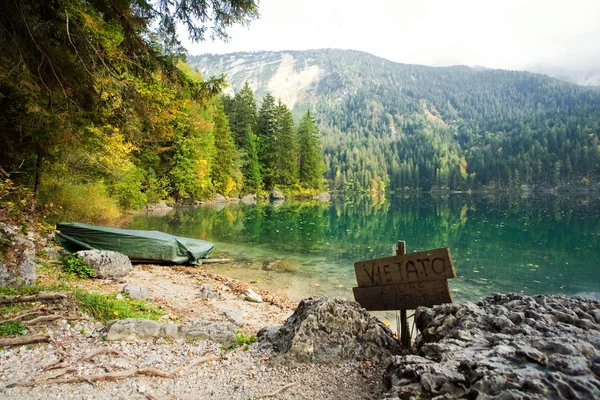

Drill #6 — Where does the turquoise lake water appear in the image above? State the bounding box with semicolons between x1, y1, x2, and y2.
128;192;600;303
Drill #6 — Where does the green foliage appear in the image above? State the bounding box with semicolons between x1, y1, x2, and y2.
73;290;165;323
297;111;325;189
61;254;95;279
222;332;257;350
0;283;164;324
193;50;600;192
40;179;121;225
0;321;26;337
212;100;238;196
0;0;259;221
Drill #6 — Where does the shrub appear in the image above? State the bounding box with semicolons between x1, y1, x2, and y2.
0;321;26;336
40;179;121;224
61;254;95;279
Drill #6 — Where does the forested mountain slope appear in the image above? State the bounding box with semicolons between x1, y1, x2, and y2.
190;50;600;191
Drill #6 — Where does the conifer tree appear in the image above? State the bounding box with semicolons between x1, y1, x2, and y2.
256;93;278;188
273;100;299;186
297;110;325;189
228;82;261;192
212;101;236;196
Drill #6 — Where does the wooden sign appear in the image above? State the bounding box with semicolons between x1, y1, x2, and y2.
352;246;455;311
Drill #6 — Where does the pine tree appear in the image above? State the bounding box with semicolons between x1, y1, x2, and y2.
211;101;236;196
256;93;278;188
273;100;299;186
297;110;325;189
229;82;261;192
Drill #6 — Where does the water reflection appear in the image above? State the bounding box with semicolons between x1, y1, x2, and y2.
128;192;600;302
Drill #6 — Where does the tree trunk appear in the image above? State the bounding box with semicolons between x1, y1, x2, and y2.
33;152;43;197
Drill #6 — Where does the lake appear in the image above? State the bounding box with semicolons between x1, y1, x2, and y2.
128;192;600;303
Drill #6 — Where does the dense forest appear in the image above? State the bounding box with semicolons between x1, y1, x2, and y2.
0;1;323;223
193;50;600;192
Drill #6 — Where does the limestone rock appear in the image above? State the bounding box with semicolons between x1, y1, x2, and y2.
104;318;162;341
103;318;236;344
122;284;148;300
240;194;257;204
269;189;285;200
146;202;173;212
258;297;403;363
382;293;600;399
0;223;36;286
181;319;237;345
197;283;219;300
244;288;263;303
313;192;331;202
76;250;132;279
214;194;228;203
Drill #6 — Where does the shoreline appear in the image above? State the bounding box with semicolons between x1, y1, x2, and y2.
1;262;384;399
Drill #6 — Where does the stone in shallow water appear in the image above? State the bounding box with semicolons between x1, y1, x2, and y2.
258;296;403;363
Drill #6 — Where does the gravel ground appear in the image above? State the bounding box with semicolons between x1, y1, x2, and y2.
0;265;385;399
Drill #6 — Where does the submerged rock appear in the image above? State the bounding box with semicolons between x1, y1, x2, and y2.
258;297;403;363
382;293;600;399
76;250;132;278
261;259;297;273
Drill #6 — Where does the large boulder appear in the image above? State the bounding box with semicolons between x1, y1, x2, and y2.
382;293;600;399
76;250;132;279
258;297;403;363
0;223;36;286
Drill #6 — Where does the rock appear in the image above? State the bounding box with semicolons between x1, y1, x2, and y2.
104;318;162;341
228;197;240;203
258;297;403;363
181;319;237;345
214;194;228;203
269;189;285;200
381;293;600;399
76;250;132;278
261;260;297;273
0;223;36;286
244;288;263;303
115;293;125;301
240;194;257;204
313;192;331;202
146;202;173;212
122;284;148;300
197;283;219;300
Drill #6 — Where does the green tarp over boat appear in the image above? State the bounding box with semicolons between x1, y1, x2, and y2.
56;222;215;265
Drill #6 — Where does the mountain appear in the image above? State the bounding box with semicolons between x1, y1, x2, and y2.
530;66;600;87
189;50;600;191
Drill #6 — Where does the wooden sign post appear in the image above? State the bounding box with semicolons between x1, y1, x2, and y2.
352;241;456;347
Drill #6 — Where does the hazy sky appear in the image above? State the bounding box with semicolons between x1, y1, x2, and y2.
180;0;600;71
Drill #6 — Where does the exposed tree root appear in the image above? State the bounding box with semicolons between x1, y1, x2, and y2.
0;292;68;304
7;354;222;387
0;334;50;347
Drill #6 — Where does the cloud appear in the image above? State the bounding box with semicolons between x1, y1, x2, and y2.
180;0;600;71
